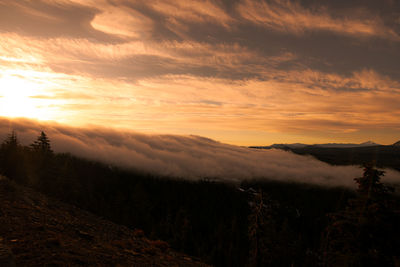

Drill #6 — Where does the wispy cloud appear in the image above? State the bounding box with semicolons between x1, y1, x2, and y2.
0;0;399;145
1;27;399;137
90;5;153;39
237;0;400;40
147;0;233;27
0;32;280;81
3;1;62;22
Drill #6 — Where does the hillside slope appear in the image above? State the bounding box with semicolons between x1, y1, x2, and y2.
0;176;208;267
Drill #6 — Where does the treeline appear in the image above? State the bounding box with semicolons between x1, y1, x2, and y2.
0;131;399;266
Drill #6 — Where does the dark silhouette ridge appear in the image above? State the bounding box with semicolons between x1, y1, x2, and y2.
251;144;400;171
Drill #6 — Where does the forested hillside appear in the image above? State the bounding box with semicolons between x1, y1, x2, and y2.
1;131;400;266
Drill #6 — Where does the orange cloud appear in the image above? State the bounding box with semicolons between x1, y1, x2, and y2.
0;32;271;80
90;6;153;39
130;70;400;135
0;0;399;145
148;0;233;27
3;1;62;22
1;27;399;138
237;0;400;40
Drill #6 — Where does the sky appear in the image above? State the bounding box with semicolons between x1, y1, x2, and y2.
0;0;399;146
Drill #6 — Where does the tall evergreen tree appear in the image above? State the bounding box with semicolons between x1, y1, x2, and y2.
354;163;394;198
1;131;19;151
28;131;57;190
31;131;53;155
322;164;400;267
0;131;24;180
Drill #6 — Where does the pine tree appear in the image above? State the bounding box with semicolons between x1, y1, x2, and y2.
31;131;53;155
247;189;283;267
1;131;19;151
322;164;399;266
28;131;56;190
247;189;265;267
354;163;393;198
0;131;24;180
247;188;300;266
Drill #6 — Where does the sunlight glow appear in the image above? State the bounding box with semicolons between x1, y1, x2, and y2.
0;74;56;120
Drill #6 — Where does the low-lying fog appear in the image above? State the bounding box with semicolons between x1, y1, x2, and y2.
1;117;400;188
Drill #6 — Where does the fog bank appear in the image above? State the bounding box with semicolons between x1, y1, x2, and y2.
1;117;399;188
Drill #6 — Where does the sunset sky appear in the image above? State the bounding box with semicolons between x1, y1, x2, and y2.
0;0;399;145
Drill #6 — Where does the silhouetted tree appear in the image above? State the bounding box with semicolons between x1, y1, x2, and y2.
1;131;19;150
247;189;266;267
31;131;53;155
28;131;57;190
0;131;25;180
247;188;300;267
322;164;400;266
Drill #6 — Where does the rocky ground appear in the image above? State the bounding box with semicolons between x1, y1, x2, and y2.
0;176;209;266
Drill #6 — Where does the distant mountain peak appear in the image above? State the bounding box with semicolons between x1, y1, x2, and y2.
393;140;400;146
360;141;377;146
312;141;380;148
254;141;381;150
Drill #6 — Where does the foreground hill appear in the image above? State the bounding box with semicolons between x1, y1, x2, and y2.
2;131;400;266
0;176;208;267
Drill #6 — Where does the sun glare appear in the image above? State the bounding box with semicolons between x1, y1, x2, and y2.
0;74;54;120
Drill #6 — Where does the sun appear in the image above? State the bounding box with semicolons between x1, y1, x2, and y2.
0;74;54;120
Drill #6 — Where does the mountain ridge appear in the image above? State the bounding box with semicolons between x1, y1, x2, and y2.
251;141;381;149
250;142;400;172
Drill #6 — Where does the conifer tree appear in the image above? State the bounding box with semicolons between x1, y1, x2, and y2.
0;131;23;180
354;163;394;198
247;189;276;267
1;131;19;151
322;164;399;266
28;131;57;191
31;131;53;155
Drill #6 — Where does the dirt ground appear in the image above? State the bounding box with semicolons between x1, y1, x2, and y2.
0;177;209;266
